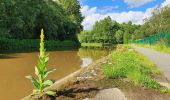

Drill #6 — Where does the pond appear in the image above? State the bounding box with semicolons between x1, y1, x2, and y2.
0;47;112;100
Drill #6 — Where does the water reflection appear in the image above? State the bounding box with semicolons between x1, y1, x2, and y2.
0;54;18;59
78;47;112;60
78;47;112;67
81;58;93;67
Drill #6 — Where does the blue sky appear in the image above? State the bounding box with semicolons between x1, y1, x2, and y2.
80;0;164;12
79;0;170;30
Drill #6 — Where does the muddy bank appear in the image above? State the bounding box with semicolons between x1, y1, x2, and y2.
23;54;170;100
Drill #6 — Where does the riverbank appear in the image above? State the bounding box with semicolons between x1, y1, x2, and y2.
23;45;170;100
0;38;80;53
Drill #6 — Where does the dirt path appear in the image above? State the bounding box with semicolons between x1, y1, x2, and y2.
135;46;170;82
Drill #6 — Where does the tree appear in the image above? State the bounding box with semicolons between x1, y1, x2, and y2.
59;0;84;32
136;5;170;39
115;30;123;43
78;16;139;44
78;30;92;43
91;16;119;43
123;31;130;44
0;0;83;41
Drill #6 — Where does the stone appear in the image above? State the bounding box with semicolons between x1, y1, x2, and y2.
90;88;127;100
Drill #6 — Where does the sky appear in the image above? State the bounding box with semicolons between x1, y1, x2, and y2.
79;0;170;30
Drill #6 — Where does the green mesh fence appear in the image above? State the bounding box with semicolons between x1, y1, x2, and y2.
134;30;170;45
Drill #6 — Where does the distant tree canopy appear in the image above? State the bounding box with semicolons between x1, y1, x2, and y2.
79;5;170;44
59;0;83;30
133;5;170;39
78;17;139;44
0;0;83;41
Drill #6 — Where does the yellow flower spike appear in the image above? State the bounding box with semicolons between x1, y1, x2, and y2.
40;29;44;42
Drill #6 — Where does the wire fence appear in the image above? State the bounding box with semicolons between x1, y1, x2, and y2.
134;30;170;45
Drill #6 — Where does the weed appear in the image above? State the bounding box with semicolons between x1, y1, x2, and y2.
26;29;56;96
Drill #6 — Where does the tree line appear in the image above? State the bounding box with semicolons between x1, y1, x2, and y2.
0;0;83;41
78;5;170;44
78;16;139;44
134;5;170;39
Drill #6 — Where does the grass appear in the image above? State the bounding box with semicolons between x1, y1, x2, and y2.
134;43;170;54
81;43;103;47
0;38;79;53
134;38;170;54
103;45;169;92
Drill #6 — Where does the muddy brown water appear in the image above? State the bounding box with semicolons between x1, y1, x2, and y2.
0;47;111;100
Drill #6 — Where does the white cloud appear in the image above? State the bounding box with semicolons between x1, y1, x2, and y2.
124;0;154;8
81;5;154;30
81;0;170;30
161;0;170;6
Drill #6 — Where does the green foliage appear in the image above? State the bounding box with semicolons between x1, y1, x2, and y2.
115;30;123;44
135;43;170;54
103;45;163;90
59;0;83;31
0;0;82;41
134;30;170;45
123;31;129;44
128;72;161;89
81;43;103;47
133;6;170;39
26;29;56;95
78;31;92;43
134;30;170;54
78;17;139;44
0;38;79;53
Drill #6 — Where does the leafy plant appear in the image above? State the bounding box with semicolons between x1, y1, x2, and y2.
26;29;56;96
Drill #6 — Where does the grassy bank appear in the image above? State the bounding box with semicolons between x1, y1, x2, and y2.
81;43;103;47
81;43;113;47
103;45;169;92
134;36;170;54
134;43;170;54
0;38;80;53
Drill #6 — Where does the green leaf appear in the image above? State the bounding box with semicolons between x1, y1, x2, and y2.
43;68;56;79
44;80;54;86
46;90;56;96
33;89;40;95
35;66;39;76
45;57;49;63
43;80;55;89
26;75;39;89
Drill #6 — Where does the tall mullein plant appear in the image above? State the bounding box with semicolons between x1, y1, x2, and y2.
26;29;56;96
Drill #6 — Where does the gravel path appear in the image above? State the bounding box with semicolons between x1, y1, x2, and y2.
135;46;170;81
